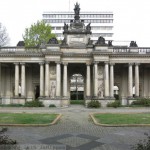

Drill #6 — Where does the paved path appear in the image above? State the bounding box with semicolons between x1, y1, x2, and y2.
1;106;150;150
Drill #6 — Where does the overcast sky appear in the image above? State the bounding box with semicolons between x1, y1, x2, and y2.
0;0;150;46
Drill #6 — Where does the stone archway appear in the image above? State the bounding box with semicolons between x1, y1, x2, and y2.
68;63;86;102
70;74;84;100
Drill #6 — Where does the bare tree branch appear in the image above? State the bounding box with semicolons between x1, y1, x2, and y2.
0;23;10;47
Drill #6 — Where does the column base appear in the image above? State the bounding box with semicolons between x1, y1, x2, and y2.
127;96;133;99
12;97;26;105
39;97;61;107
85;96;92;100
92;96;98;100
104;96;116;100
62;97;70;107
127;97;137;105
39;97;69;107
134;96;140;98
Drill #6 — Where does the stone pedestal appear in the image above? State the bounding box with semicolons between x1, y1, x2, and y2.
12;97;26;105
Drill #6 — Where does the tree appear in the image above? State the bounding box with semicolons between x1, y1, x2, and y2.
0;23;9;47
23;20;56;47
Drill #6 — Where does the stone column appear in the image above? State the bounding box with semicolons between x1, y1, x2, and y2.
128;63;133;97
14;63;19;97
110;63;114;97
40;62;44;97
94;62;98;97
45;62;50;97
56;62;61;97
86;63;91;98
104;62;109;97
63;63;68;97
135;63;140;97
21;63;26;97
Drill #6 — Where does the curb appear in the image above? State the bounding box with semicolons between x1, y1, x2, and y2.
0;114;62;127
90;113;150;127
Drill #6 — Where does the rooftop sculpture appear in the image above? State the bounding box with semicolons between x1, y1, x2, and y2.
74;2;80;21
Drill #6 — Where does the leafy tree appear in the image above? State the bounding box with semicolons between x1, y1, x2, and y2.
23;20;56;47
0;23;10;47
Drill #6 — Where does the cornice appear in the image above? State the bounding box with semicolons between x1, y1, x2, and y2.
92;51;150;58
110;53;150;58
0;53;44;57
63;53;91;57
1;51;150;58
43;51;62;55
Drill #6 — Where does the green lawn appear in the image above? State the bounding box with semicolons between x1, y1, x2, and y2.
94;113;150;124
70;100;84;105
0;113;58;124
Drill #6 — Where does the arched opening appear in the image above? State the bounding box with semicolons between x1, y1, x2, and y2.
70;74;84;100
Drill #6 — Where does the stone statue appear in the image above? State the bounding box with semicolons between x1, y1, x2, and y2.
74;2;80;16
74;2;80;20
98;82;104;98
96;36;107;46
50;82;56;98
86;23;91;32
108;40;113;46
61;37;67;45
17;41;25;46
47;37;58;44
130;41;138;47
87;38;93;45
19;84;21;97
63;23;68;32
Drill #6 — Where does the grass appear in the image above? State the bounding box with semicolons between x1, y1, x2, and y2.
0;113;58;124
70;100;84;105
94;113;150;124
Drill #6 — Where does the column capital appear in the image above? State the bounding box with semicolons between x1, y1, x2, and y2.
93;61;99;64
20;62;25;65
104;61;109;64
110;63;115;66
86;62;91;66
14;62;19;65
55;61;61;64
135;63;140;66
62;62;68;66
39;62;44;65
128;63;134;66
45;61;50;64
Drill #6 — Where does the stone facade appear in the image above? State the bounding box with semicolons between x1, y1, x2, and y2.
0;3;150;107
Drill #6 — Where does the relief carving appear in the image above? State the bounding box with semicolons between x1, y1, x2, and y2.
98;80;104;98
50;81;56;98
50;66;56;75
98;66;104;79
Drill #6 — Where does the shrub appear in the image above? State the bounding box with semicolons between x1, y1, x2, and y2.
49;104;56;107
107;101;120;108
131;98;150;107
87;100;101;108
24;100;44;107
0;104;23;107
131;133;150;150
0;128;17;145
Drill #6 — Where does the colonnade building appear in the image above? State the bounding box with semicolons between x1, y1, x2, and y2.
0;3;149;107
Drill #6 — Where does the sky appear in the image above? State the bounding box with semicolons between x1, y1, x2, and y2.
0;0;150;47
